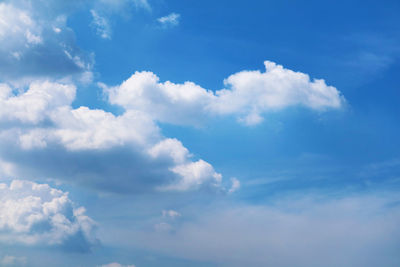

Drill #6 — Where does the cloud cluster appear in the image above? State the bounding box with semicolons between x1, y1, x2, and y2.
0;180;97;251
106;61;344;126
0;80;223;192
0;59;344;193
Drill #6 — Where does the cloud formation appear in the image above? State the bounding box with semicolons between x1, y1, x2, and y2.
158;13;180;27
106;61;344;126
0;60;344;194
0;80;223;193
0;2;93;83
0;180;97;251
128;194;400;267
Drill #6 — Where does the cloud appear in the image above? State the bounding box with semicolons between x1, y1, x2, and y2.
0;60;345;194
0;180;97;252
89;0;151;39
158;13;180;27
0;2;93;83
90;10;112;39
98;0;151;12
0;81;223;193
0;81;76;124
127;194;400;267
0;255;27;266
99;263;136;267
106;61;344;126
162;210;181;219
228;178;240;194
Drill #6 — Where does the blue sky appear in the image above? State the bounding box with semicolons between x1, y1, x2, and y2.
0;0;399;266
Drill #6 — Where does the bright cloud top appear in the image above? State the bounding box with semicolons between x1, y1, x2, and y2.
107;61;344;126
0;180;96;250
0;60;344;193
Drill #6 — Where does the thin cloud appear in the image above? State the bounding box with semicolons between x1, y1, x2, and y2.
158;13;181;27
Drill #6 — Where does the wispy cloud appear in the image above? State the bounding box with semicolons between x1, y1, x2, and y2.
90;10;112;39
158;13;180;27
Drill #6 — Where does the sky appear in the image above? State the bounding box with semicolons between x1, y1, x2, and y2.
0;0;399;266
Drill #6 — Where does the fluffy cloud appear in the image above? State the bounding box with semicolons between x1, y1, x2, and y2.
0;81;223;192
0;81;75;124
0;180;97;251
0;2;93;83
106;61;344;126
0;60;344;193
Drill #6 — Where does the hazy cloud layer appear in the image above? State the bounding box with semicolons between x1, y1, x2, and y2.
0;2;93;83
119;194;400;267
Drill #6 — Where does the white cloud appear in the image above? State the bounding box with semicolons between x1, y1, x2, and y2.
0;81;223;193
158;13;180;27
0;61;344;193
162;209;181;219
0;180;97;250
99;263;136;267
164;160;222;191
106;61;344;126
228;178;240;194
0;81;76;124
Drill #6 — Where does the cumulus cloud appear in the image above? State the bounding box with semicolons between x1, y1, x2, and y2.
0;60;345;193
0;2;93;82
106;61;344;126
0;180;97;251
0;81;76;124
127;194;400;267
0;81;223;193
158;13;180;27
